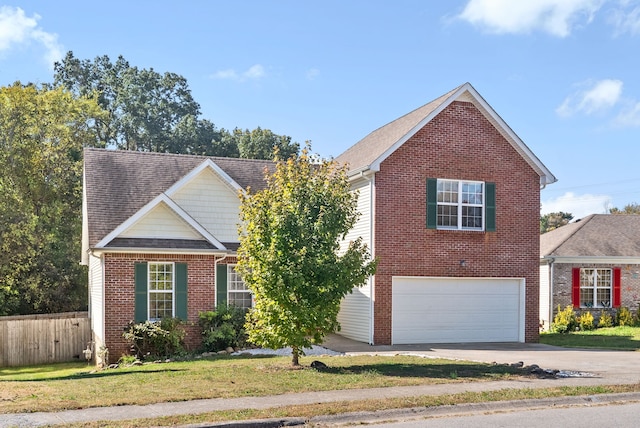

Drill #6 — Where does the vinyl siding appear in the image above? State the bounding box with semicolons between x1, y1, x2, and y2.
539;264;550;331
119;202;202;239
171;167;240;242
338;177;373;343
88;254;105;357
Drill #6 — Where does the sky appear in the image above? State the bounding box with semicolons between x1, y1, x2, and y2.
1;0;640;219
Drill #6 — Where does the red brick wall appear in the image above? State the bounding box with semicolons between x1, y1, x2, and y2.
103;253;224;359
373;101;541;344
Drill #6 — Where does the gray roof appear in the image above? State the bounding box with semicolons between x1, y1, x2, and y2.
335;86;460;172
540;214;640;257
84;148;274;248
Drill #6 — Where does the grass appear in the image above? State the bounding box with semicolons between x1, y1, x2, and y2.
540;326;640;350
0;354;526;414
54;384;640;428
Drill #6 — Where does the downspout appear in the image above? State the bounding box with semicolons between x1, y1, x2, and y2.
548;257;555;329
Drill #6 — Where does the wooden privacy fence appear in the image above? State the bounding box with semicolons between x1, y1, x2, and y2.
0;312;92;367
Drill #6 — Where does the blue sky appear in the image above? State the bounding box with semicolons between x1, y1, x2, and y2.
2;0;640;219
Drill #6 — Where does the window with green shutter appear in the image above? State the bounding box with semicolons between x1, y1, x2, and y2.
426;178;496;231
134;262;188;322
216;263;227;307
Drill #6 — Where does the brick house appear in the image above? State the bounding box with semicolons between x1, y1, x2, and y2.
82;82;555;362
540;214;640;330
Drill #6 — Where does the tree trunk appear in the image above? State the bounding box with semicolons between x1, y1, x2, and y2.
291;345;300;366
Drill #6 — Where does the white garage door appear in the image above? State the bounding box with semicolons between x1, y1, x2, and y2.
392;276;524;344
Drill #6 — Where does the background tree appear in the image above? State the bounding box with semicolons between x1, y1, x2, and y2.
0;83;106;315
540;211;573;234
609;203;640;215
237;148;377;366
54;52;300;159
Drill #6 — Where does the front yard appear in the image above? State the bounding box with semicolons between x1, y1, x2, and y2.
540;326;640;350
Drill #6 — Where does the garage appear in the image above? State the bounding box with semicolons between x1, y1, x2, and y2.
391;276;524;344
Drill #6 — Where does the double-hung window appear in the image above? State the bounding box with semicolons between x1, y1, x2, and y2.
572;267;621;309
227;265;252;309
436;179;485;230
148;262;174;320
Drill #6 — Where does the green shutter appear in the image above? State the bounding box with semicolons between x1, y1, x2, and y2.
426;178;437;229
134;262;148;322
216;264;228;308
485;182;496;232
175;263;188;319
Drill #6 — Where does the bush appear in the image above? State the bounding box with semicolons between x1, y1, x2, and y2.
635;304;640;327
616;306;634;326
199;305;248;352
577;311;595;331
598;310;613;328
551;305;577;333
123;318;186;360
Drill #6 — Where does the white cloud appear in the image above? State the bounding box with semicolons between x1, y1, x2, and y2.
0;6;63;68
609;1;640;35
541;191;611;219
306;68;320;80
614;100;640;126
458;0;604;37
210;64;265;82
556;79;623;117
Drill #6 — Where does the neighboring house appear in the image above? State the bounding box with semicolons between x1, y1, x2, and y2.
82;82;555;363
539;214;640;330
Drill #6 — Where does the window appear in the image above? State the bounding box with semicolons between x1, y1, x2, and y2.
134;262;187;322
436;179;484;230
148;262;174;320
572;267;621;309
579;268;612;308
227;265;252;309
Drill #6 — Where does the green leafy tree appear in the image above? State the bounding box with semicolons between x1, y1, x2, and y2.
54;52;209;153
0;83;106;315
609;203;640;215
237;148;377;365
228;127;300;160
540;211;573;234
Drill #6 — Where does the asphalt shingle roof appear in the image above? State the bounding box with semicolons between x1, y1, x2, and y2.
540;214;640;257
84;148;274;248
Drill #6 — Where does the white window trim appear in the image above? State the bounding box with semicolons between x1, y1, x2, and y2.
148;262;175;320
437;179;485;231
227;264;253;309
580;268;612;309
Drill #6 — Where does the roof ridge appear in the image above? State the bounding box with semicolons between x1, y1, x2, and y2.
84;147;275;164
545;214;596;256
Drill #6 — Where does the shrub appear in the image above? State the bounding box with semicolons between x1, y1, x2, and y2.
616;306;634;326
577;311;595;331
123;318;186;360
598;310;613;328
551;305;577;333
199;305;248;352
635;304;640;327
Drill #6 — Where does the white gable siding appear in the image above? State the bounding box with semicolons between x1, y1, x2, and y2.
119;202;202;239
338;177;373;343
171;168;241;243
88;254;105;363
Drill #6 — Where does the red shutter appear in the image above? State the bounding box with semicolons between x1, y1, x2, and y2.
613;267;622;308
572;267;581;308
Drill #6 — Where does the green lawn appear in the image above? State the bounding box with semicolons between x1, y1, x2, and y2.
540;326;640;350
0;354;524;414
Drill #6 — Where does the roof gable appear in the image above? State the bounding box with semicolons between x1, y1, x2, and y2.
83;148;275;249
541;214;640;257
335;83;556;186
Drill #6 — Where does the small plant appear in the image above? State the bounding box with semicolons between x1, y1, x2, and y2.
551;305;577;333
577;311;595;331
117;355;138;366
199;305;248;352
123;318;186;360
634;304;640;327
598;310;614;328
616;306;634;326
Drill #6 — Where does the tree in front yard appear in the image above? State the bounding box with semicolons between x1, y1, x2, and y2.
237;148;377;366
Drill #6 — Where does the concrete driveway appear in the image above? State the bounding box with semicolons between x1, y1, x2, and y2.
323;334;640;385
